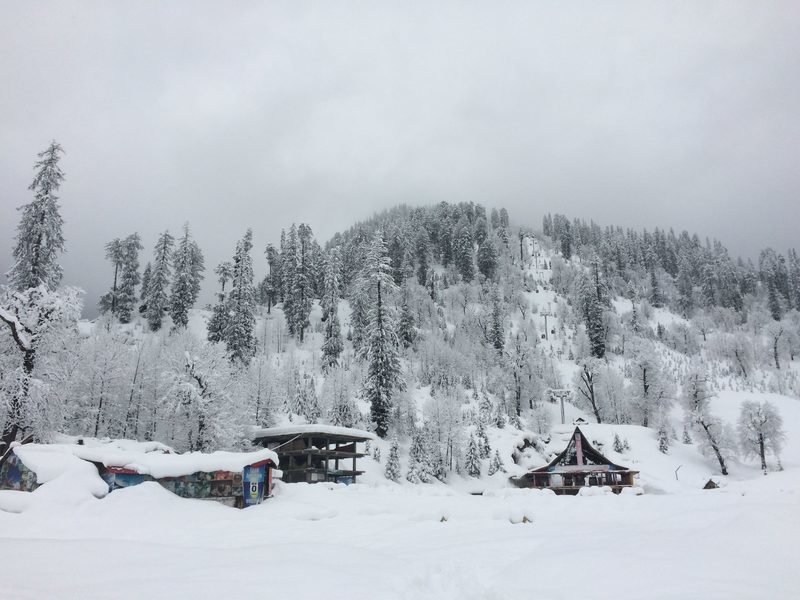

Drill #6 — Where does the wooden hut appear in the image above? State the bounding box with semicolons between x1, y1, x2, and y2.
252;425;374;484
511;427;638;495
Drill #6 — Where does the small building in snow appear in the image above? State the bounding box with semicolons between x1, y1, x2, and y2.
1;439;279;508
252;425;374;484
511;427;638;495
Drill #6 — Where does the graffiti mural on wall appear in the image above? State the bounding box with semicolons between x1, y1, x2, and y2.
0;453;39;492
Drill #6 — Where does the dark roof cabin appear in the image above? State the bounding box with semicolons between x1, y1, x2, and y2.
252;425;373;484
512;427;638;495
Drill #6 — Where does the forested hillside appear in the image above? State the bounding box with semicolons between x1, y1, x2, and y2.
2;143;797;483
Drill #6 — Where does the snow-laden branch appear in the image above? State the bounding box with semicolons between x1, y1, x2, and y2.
0;304;32;351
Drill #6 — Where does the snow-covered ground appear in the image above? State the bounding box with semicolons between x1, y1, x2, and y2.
2;391;799;599
0;471;797;599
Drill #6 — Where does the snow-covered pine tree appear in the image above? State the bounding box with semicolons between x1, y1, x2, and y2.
649;266;663;308
169;223;205;329
488;449;506;475
464;434;481;477
477;235;499;281
206;261;233;344
326;368;359;427
264;243;281;312
359;231;404;438
385;437;401;481
145;230;174;331
310;238;325;297
425;425;448;482
788;248;800;311
406;427;432;483
321;247;343;371
613;433;625;453
490;285;504;352
478;393;493;426
300;375;322;423
292;224;315;342
494;402;506;428
575;256;607;359
415;227;431;288
98;238;126;318
476;420;491;459
397;285;416;349
282;225;299;335
8;141;66;292
348;286;369;354
222;229;257;363
286;369;304;417
682;426;693;444
387;228;407;287
277;229;288;302
138;261;151;315
658;423;670;454
453;216;475;281
116;234;143;323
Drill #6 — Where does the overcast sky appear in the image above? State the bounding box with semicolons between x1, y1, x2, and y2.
1;1;798;315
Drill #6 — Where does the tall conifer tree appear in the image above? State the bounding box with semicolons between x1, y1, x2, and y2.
145;231;174;331
9;141;66;291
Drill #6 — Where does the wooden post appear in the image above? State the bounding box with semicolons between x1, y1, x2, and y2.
325;437;330;481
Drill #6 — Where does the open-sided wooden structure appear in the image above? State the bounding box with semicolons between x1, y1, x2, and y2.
252;425;373;484
511;427;638;495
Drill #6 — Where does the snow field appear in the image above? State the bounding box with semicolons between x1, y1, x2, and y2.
1;468;798;599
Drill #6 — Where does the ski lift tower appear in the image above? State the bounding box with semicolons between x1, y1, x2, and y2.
547;389;573;425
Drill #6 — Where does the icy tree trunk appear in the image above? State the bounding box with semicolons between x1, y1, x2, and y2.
759;432;767;472
734;349;748;379
0;348;35;461
122;349;142;438
641;366;649;428
579;366;602;424
94;378;106;437
699;419;728;476
773;331;782;370
111;261;119;315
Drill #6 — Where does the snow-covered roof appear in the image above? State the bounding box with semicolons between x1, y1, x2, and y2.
13;442;278;480
252;424;375;441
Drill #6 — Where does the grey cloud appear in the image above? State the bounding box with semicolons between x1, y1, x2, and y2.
1;1;798;314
